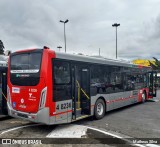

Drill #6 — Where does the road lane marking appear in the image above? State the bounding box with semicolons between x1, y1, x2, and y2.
85;125;157;147
86;125;123;139
146;145;160;147
46;124;87;138
0;124;41;135
85;126;160;147
46;124;151;147
46;124;123;139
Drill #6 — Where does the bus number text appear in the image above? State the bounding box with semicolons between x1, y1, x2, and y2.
56;102;71;110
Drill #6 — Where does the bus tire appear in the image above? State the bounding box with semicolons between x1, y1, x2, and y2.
142;92;146;103
94;99;105;120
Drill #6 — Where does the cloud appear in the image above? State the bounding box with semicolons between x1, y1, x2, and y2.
119;13;160;59
0;0;160;60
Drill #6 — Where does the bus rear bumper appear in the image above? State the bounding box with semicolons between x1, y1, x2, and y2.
7;102;50;124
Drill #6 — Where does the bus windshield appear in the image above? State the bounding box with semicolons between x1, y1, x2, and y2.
10;51;42;86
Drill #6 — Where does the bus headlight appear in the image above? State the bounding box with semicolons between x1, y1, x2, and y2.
39;87;47;110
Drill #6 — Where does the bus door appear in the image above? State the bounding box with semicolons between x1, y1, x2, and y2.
72;65;90;120
0;67;7;115
147;71;157;97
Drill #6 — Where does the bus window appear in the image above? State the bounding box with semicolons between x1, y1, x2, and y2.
53;60;71;102
10;52;42;86
124;67;145;91
53;61;70;84
110;66;123;92
90;65;123;95
11;53;41;70
90;65;106;95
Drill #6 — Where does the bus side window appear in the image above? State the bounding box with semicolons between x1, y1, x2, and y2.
52;59;71;102
90;65;124;95
53;61;70;84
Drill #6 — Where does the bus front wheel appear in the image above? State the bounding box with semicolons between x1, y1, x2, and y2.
94;99;105;119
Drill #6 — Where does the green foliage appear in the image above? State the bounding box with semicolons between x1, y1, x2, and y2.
0;40;5;55
148;60;157;70
151;57;160;71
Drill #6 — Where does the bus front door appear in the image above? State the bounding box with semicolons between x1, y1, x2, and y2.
80;67;90;115
72;65;90;120
148;71;157;97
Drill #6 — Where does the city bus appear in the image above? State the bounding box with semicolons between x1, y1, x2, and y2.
0;56;8;115
7;46;157;124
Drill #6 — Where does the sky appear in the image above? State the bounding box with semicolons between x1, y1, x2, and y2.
0;0;160;60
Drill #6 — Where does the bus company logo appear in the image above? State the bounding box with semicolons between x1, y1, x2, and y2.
21;98;24;103
16;74;20;77
16;74;30;77
29;93;32;98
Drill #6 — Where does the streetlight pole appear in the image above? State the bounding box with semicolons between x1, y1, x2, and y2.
60;19;69;53
57;46;62;52
112;23;120;59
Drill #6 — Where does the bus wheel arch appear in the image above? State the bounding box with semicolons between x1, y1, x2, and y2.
94;97;106;120
142;90;147;103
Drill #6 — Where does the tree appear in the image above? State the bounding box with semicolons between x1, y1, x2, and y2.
150;57;160;71
148;60;157;70
0;40;5;55
153;57;160;68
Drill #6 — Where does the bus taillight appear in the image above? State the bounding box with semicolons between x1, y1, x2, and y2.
39;87;47;110
7;86;12;107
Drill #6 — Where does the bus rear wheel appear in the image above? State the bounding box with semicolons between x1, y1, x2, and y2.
94;99;105;119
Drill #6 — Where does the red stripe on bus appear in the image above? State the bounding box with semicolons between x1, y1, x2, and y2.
106;95;138;104
53;110;72;116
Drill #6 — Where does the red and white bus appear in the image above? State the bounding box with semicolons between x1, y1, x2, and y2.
7;47;157;124
0;60;8;115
